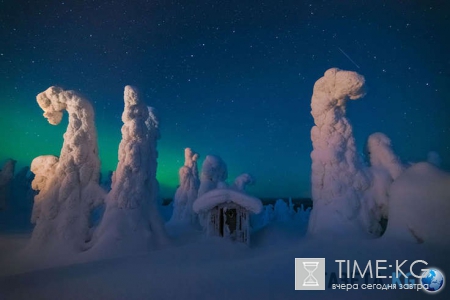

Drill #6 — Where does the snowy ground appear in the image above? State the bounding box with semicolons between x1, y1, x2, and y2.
1;219;448;300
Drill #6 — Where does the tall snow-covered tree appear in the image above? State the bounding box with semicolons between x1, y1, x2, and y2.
308;68;373;236
94;86;167;251
28;87;104;252
170;148;200;224
364;132;404;227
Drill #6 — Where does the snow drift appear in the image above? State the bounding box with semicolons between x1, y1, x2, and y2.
383;162;450;245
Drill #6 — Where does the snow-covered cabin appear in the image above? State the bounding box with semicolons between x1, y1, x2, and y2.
193;188;263;245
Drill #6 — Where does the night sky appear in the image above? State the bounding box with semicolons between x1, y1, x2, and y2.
1;1;449;198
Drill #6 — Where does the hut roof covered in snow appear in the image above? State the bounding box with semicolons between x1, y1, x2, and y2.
193;188;263;214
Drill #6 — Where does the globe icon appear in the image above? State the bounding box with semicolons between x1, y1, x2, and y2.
421;269;445;292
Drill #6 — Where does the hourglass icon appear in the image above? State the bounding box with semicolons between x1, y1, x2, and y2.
302;261;319;286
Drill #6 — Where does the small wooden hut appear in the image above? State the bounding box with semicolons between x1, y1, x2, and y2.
193;188;263;245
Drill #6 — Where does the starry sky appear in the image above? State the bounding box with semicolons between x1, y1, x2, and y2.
1;0;449;198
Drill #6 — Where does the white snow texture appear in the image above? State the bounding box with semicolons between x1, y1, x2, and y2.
198;155;228;197
170;148;200;224
94;86;167;251
28;86;104;252
364;132;404;223
309;68;373;236
193;188;263;214
383;162;450;245
232;173;255;191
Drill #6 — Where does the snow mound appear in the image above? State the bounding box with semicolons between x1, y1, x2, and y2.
193;188;263;214
383;162;450;245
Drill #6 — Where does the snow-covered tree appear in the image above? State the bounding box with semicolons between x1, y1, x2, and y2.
274;199;291;223
366;132;404;180
28;87;105;252
170;148;200;224
0;159;16;211
364;132;404;225
94;86;167;250
232;173;254;192
308;68;373;236
198;155;228;197
30;155;59;223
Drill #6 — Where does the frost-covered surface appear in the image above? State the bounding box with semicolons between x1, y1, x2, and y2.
366;132;404;180
362;132;405;233
232;173;254;191
169;148;200;224
29;155;59;224
193;188;263;214
0;225;448;300
0;159;16;211
383;162;450;245
27;87;104;253
93;86;167;253
309;68;373;236
198;155;228;197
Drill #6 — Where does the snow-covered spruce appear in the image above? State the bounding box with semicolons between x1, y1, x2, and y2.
232;173;254;192
366;132;404;180
308;68;375;236
364;132;404;223
169;148;200;224
0;159;16;211
94;86;167;251
28;87;104;252
198;155;228;197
